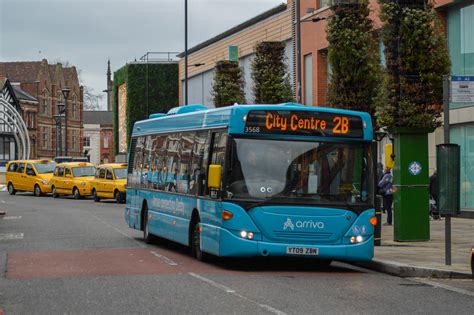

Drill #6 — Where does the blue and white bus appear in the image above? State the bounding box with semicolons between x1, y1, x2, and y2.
125;103;376;262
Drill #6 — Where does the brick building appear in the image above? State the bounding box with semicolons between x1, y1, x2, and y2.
0;59;84;159
83;111;113;165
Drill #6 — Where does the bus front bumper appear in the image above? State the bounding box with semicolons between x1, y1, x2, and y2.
214;227;374;262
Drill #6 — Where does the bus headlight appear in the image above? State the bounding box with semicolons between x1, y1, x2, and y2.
350;236;364;244
240;231;254;240
81;182;86;187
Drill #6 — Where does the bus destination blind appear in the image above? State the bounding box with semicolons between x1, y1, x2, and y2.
244;110;364;138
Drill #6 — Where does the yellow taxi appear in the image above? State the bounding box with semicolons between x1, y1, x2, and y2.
6;160;56;196
90;163;127;203
50;162;96;199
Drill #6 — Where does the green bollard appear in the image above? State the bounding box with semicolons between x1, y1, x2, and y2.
391;128;431;241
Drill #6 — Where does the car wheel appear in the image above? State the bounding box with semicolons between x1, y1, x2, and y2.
73;187;81;200
34;184;42;197
52;186;59;198
7;183;16;195
191;219;208;262
114;190;121;204
93;189;100;202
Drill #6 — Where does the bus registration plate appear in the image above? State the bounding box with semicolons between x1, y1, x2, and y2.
286;247;319;256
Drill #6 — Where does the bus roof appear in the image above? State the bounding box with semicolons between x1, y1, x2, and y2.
133;103;373;141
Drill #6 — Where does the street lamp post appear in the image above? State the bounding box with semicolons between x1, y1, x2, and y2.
61;88;70;155
53;115;62;157
184;0;188;105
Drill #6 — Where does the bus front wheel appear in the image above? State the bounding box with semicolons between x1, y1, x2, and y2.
191;219;208;262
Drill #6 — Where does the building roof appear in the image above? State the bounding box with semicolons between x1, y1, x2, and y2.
0;61;42;82
177;3;287;57
11;84;38;103
83;110;113;125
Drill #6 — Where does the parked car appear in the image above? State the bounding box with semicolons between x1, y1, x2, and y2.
50;162;96;199
5;160;56;196
90;163;127;203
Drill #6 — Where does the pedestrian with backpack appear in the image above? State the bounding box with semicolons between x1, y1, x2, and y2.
378;166;394;226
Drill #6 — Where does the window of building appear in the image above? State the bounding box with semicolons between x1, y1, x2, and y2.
72;95;78;119
83;136;91;147
42;90;49;116
461;4;474;55
103;136;109;149
451;124;474;209
304;54;313;106
41;127;50;149
72;130;79;151
103;157;109;164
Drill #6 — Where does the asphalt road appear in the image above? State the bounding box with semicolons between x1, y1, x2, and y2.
0;191;473;314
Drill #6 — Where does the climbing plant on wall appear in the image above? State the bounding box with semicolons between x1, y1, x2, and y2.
212;60;246;107
113;63;178;155
252;41;293;104
326;0;381;123
376;0;450;129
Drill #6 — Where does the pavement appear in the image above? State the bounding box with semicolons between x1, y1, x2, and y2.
356;215;474;279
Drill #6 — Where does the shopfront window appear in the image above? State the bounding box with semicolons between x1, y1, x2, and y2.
451;124;474;209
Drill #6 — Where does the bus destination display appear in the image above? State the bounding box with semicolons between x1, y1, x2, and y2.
244;110;364;138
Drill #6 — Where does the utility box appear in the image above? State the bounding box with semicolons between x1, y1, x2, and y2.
436;144;461;215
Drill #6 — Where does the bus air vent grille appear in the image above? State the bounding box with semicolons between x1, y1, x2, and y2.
273;231;333;240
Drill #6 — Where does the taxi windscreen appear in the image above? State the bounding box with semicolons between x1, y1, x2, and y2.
72;166;96;177
34;162;56;174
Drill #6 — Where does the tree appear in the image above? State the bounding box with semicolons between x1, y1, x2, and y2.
83;86;103;111
326;0;381;122
376;0;450;129
212;60;246;107
252;41;293;104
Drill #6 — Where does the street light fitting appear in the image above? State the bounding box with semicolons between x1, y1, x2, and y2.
301;16;326;23
61;88;70;100
53;114;62;125
57;102;66;114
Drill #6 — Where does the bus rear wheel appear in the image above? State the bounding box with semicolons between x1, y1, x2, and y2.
191;219;208;262
7;183;16;195
34;184;42;197
143;205;157;244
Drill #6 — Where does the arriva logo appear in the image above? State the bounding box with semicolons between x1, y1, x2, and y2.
283;218;295;230
283;217;325;230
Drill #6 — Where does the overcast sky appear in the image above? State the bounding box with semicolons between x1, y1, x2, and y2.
0;0;285;109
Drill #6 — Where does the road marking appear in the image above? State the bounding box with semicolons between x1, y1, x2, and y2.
2;216;21;220
85;211;146;248
150;251;178;266
410;278;474;297
0;233;24;240
188;272;286;315
1;200;14;204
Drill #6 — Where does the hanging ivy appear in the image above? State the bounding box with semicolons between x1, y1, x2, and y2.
326;0;381;125
113;63;178;155
212;60;246;107
252;41;293;104
376;0;450;130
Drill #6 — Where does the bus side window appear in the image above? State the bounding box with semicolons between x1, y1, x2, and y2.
197;131;210;196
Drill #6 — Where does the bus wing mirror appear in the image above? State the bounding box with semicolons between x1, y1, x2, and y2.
208;164;222;189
